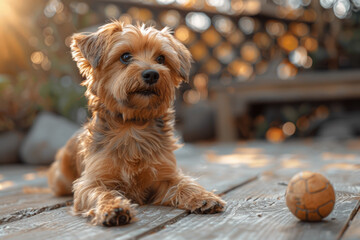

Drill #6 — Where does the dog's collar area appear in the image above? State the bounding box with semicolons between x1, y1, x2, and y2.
98;110;163;124
115;112;163;124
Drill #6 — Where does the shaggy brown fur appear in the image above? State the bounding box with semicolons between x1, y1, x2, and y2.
48;21;225;226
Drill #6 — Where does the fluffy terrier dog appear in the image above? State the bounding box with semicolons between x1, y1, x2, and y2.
48;21;225;226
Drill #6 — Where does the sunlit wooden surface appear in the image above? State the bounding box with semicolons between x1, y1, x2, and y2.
0;139;359;240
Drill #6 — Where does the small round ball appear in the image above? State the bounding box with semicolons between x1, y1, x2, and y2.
285;171;335;221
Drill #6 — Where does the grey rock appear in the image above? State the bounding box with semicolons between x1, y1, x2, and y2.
20;112;80;165
0;131;24;164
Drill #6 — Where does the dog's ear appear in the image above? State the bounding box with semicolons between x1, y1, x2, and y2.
162;28;192;83
72;33;103;69
70;22;123;77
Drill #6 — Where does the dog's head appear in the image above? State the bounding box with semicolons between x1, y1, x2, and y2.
71;21;192;120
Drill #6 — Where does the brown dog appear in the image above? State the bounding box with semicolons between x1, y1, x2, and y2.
48;21;225;226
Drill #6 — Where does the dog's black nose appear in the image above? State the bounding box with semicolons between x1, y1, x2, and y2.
142;69;159;85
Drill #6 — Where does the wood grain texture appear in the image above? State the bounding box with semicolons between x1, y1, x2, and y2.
142;140;360;240
0;140;359;240
0;165;49;196
0;165;73;224
0;143;272;239
341;200;360;240
142;172;359;240
0;205;185;240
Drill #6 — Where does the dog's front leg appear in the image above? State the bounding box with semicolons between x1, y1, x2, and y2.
73;177;136;226
153;173;226;214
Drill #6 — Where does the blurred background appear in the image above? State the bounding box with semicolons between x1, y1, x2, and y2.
1;0;360;165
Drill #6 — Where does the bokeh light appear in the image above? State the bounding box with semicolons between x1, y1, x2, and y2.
282;122;296;136
206;0;226;8
320;0;335;9
238;17;255;35
253;32;271;49
31;52;45;65
118;14;132;25
278;33;299;52
228;60;253;80
201;27;221;47
290;23;309;37
214;42;235;64
277;61;298;79
185;12;211;32
183;89;201;104
241;42;260;64
44;0;64;18
266;127;285;143
289;47;308;67
213;16;235;36
193;73;208;90
190;41;209;61
227;30;244;45
303;56;313;69
104;4;121;19
193;73;209;99
333;0;351;19
160;10;181;28
204;58;221;74
175;25;195;44
128;7;153;22
69;2;89;15
266;20;286;37
231;0;244;13
244;0;262;14
301;37;318;52
353;0;360;7
157;0;175;5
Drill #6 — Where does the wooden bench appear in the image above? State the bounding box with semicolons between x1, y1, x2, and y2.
0;139;359;239
210;70;360;141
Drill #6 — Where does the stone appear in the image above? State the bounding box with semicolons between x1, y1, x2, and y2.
20;112;80;165
0;131;23;164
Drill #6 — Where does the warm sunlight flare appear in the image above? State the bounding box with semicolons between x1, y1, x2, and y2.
0;0;33;72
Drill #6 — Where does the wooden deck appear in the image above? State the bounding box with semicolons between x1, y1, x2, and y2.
0;139;359;240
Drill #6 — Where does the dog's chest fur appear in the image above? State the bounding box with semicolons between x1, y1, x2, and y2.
81;114;177;203
91;117;167;162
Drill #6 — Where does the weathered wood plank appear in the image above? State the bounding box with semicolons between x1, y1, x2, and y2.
0;144;264;218
0;165;48;196
0;143;271;239
0;205;185;240
0;165;72;223
142;170;359;240
0;175;257;240
341;200;360;240
141;141;360;240
1;140;359;240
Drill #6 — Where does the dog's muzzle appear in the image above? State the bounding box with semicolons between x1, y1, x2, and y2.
142;69;159;85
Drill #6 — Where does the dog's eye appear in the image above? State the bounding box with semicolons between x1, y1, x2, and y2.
120;52;132;64
156;55;165;64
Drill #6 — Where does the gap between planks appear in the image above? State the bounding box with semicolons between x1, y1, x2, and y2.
0;200;73;225
337;199;360;240
134;175;259;240
0;175;259;239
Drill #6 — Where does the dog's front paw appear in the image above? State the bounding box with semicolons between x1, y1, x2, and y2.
95;198;136;226
187;192;226;214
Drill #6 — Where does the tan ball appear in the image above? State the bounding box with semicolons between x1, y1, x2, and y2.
285;171;335;221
